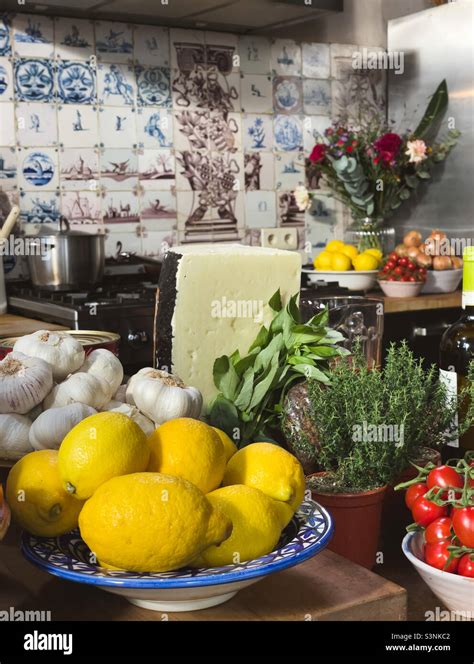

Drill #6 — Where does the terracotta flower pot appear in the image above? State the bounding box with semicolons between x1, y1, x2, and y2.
308;472;387;569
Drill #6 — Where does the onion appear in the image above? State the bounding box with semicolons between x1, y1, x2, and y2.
451;256;463;269
395;243;408;257
403;230;422;248
406;246;421;260
424;237;438;256
416;253;432;268
429;230;447;242
433;255;452;271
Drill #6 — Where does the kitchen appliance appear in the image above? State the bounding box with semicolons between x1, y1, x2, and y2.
24;216;105;291
0;206;21;314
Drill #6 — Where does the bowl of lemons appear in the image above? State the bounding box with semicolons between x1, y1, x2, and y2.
304;240;382;292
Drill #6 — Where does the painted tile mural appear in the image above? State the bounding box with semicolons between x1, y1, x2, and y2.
0;12;386;255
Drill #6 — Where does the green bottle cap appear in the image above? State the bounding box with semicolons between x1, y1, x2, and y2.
463;246;474;261
463;246;474;305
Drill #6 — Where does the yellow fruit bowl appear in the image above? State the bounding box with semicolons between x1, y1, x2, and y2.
303;269;379;292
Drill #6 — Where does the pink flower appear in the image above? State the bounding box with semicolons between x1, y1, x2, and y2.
309;144;326;163
405;139;427;164
374;132;402;164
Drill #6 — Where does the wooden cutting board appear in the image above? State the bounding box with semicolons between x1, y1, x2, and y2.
0;314;68;338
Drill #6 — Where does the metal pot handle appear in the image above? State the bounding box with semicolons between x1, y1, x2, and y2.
59;215;70;234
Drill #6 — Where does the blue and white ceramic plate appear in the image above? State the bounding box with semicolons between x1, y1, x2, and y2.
22;499;333;612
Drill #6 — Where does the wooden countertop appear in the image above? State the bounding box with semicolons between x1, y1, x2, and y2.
0;313;68;338
370;290;462;314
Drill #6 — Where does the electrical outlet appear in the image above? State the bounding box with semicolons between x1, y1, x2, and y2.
261;228;298;251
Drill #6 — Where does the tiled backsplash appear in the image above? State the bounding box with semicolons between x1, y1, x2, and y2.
0;14;385;262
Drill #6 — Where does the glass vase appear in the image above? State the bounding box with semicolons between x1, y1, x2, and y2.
344;215;395;256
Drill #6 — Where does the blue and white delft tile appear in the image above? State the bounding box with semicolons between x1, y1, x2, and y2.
331;63;386;126
14;58;54;103
273;115;303;152
139;230;177;258
99;106;136;149
18;147;59;191
54;18;95;61
0;16;11;56
0;57;13;101
239;36;271;75
139;189;176;230
173;110;209;153
59;147;99;191
306;194;339;251
302;43;330;79
169;28;205;70
136;66;171;107
100;147;138;191
244;190;277;229
12;14;54;59
133;25;170;67
277;190;305;227
208;111;241;152
240;74;272;114
20;190;61;225
303;79;331;115
97;63;135;106
57;60;96;105
95;22;133;63
273;76;303;114
330;43;358;77
61;190;102;223
274;152;305;191
207;69;240;113
15;103;58;148
58;104;98;148
102;190;140;225
0;102;15;146
242;114;273;152
303;115;332;152
244;151;274;191
271;40;301;76
104;231;142;258
205;32;239;73
136;108;173;149
0;147;17;190
138;149;174;191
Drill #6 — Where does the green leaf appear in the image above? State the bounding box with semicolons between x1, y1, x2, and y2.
234;366;255;411
287;325;325;348
268;289;282;312
288;355;316;366
308;345;344;358
417;170;431;180
248;325;270;353
254;332;284;373
208;395;241;440
292;363;331;383
249;354;281;410
399;189;411;200
413;79;448;139
306;307;329;328
212;355;240;400
405;174;418;188
287;293;301;324
234;352;258;377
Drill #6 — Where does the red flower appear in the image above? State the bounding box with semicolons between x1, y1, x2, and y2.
374;132;402;164
309;144;326;163
346;146;353;152
373;157;380;165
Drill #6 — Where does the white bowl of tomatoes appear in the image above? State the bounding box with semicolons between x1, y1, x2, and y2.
378;252;426;298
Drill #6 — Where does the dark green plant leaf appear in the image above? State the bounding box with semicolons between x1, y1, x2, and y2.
254;332;284;373
292;363;331;382
268;289;282;312
208;395;241;440
234;366;255;411
247;325;270;354
417;170;431;180
249;354;281;410
213;355;240;400
413;79;448;139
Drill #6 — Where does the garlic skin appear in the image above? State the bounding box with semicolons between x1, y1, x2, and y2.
101;400;155;436
0;352;53;415
0;414;33;460
113;384;127;402
126;368;202;425
77;349;123;396
29;403;97;450
44;373;111;411
14;330;85;381
27;404;43;421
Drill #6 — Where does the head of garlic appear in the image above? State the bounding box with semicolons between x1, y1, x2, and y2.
101;400;155;436
0;352;53;415
0;414;33;460
76;349;123;397
113;384;127;403
43;372;112;411
29;403;97;450
14;330;85;381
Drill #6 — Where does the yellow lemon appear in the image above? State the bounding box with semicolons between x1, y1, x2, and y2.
223;442;305;518
79;473;232;572
58;412;150;500
313;251;333;270
341;244;359;260
212;427;238;462
352;253;379;271
193;485;290;567
6;450;84;536
325;240;345;253
364;248;383;262
330;251;352;271
147;418;226;493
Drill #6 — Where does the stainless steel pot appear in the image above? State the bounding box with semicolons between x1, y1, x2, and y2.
25;217;105;291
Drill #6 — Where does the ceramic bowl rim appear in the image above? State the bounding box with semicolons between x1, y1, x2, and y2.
402;531;474;586
302;269;378;276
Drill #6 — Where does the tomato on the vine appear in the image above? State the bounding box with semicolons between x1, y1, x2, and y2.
398;257;408;267
425;517;452;544
388;252;398;262
405;482;427;510
406;261;416;271
458;554;474;578
452;506;474;548
424;541;459;573
412;495;448;527
426;465;463;499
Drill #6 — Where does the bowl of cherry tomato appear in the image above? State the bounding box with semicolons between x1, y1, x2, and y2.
377;252;427;298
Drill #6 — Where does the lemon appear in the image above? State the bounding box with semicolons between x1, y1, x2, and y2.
364;248;383;262
6;450;84;536
313;251;333;270
193;485;290;567
147;418;226;493
79;472;232;572
58;412;150;500
212;427;238;462
352;253;379;271
223;442;305;517
341;244;359;260
325;240;345;253
330;251;352;271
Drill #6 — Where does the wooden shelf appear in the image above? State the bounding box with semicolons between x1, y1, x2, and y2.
0;314;68;339
369;290;462;314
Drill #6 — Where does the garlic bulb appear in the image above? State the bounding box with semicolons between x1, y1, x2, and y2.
126;368;202;425
0;414;33;460
14;330;85;381
0;352;53;414
77;349;123;396
101;400;155;436
44;373;111;410
27;404;43;421
113;384;127;402
29;403;97;450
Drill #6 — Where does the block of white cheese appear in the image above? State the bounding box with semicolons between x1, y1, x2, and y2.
155;244;301;412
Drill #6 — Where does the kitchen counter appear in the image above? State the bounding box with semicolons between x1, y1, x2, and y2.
372;290;462;314
0;314;68;338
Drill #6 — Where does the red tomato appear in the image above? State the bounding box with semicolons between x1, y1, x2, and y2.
408;276;417;282
452;506;474;548
425;517;452;544
394;266;404;276
424;541;459;573
417;267;427;275
458;554;474;578
402;275;411;282
412;495;448;527
406;261;416;271
405;482;428;510
387;276;396;282
382;264;391;273
385;260;396;270
398;257;408;267
388;252;398;262
427;465;464;500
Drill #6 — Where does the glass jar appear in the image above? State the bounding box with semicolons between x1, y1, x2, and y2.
344;215;395;255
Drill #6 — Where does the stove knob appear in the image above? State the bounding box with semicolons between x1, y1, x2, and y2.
127;330;149;348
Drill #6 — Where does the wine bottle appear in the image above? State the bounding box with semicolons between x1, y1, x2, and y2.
439;246;474;451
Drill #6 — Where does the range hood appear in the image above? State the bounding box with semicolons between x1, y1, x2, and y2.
2;0;342;33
